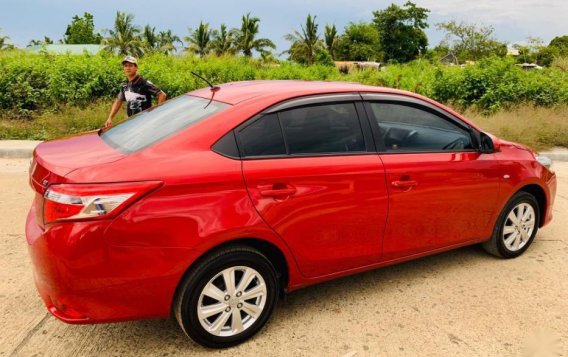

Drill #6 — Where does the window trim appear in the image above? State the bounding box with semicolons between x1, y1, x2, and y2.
235;97;374;159
263;93;362;114
361;94;480;154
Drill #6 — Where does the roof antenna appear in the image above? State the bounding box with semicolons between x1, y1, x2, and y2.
191;72;220;91
191;72;221;108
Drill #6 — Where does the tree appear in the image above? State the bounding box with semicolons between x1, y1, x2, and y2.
284;15;323;65
535;46;559;67
142;25;159;52
157;30;182;55
184;22;213;57
436;20;507;61
513;44;533;63
28;36;54;47
210;24;236;56
336;22;381;61
141;26;181;55
63;12;102;44
102;11;143;56
373;1;429;63
324;24;339;60
549;35;568;56
234;13;275;57
0;29;14;51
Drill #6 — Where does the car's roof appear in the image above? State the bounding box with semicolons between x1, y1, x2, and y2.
189;80;407;105
188;80;482;132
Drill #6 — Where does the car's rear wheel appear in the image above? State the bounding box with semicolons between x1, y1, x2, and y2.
482;191;540;258
174;245;279;348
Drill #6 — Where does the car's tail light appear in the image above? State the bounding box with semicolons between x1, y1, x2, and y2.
43;181;162;224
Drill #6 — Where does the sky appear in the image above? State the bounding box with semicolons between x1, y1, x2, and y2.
1;0;566;53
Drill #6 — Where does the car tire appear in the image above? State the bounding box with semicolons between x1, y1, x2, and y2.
482;191;540;258
173;245;279;348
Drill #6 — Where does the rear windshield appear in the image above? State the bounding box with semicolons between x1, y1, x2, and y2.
101;95;230;153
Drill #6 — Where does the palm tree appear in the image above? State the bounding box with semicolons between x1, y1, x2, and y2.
234;13;275;57
184;22;213;57
284;14;323;65
142;25;159;52
0;29;14;51
157;30;182;55
102;11;143;57
210;24;236;56
27;36;54;47
324;24;339;60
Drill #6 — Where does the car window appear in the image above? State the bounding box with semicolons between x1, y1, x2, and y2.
368;102;473;152
102;95;230;153
279;103;365;154
238;113;286;157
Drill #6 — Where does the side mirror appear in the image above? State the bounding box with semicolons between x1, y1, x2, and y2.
479;132;500;154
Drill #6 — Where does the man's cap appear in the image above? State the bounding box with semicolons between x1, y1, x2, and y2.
122;56;138;66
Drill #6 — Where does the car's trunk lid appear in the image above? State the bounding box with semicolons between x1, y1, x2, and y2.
30;133;125;193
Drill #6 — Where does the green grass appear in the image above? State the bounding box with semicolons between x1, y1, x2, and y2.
1;51;567;117
465;105;568;151
1;102;566;151
0;101;125;140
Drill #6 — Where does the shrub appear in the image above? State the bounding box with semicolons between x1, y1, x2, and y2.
0;51;566;117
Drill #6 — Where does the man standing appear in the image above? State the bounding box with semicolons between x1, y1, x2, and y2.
105;56;167;127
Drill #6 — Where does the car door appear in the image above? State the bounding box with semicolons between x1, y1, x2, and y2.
237;96;389;278
362;94;502;260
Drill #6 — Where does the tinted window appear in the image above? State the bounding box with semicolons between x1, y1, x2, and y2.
369;102;473;152
239;114;286;157
279;103;365;154
102;95;230;153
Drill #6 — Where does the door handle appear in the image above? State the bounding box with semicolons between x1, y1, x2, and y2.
391;180;418;188
259;184;297;198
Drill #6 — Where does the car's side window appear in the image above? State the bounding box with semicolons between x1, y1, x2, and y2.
368;102;474;152
279;103;365;154
238;113;286;157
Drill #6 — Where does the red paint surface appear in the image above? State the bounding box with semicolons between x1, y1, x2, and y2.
25;81;556;324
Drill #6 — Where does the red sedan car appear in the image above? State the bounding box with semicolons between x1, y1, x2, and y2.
26;80;556;348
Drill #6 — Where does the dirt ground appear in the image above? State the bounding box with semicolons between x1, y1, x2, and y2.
1;158;566;357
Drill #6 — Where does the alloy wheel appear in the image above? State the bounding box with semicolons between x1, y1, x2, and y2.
502;203;536;252
197;266;267;337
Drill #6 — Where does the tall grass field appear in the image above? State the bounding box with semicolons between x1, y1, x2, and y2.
1;51;567;149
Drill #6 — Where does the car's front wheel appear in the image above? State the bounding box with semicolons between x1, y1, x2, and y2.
482;191;540;258
173;245;279;348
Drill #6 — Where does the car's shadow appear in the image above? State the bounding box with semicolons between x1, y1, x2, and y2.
71;244;495;353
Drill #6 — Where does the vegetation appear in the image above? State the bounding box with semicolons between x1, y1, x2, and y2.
63;12;103;44
102;11;144;56
5;6;566;69
0;29;14;51
141;26;182;55
184;22;213;57
466;105;568;150
372;1;429;63
0;51;565;118
210;25;237;56
336;22;381;61
284;15;324;66
1;5;567;148
324;24;339;60
436;21;507;61
233;13;275;57
27;36;54;47
2;99;565;151
550;35;568;56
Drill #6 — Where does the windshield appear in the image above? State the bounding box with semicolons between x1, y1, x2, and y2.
101;95;230;153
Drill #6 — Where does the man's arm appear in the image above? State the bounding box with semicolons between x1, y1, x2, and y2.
105;99;123;128
157;91;167;105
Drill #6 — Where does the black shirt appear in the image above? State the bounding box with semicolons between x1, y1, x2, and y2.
117;75;162;117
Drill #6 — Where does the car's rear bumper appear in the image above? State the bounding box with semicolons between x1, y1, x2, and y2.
25;205;197;324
